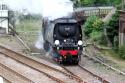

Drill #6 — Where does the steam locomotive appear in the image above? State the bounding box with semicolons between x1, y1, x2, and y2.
42;17;83;64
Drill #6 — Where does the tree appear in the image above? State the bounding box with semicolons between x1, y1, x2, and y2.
71;0;121;7
83;16;103;37
106;12;119;47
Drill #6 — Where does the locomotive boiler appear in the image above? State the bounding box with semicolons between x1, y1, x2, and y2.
42;18;83;64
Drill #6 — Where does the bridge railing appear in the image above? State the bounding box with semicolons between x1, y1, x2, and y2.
74;6;114;18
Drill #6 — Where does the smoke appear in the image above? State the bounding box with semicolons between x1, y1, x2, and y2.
35;32;44;49
2;0;73;16
1;0;73;49
41;0;73;20
35;0;73;49
2;0;42;14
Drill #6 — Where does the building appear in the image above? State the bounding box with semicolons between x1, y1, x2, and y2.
0;4;9;34
119;10;125;46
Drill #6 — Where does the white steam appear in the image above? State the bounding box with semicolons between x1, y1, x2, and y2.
2;0;73;16
35;33;44;49
2;0;42;14
36;0;73;49
1;0;73;49
41;0;73;20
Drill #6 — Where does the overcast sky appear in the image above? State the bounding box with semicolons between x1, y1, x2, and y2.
1;0;73;20
1;0;42;13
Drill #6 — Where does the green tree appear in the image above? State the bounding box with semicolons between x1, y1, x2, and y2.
84;16;103;37
106;12;119;47
71;0;121;7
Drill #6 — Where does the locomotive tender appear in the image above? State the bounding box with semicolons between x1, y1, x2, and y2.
42;17;83;64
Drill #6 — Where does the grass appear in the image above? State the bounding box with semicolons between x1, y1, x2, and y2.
101;49;121;60
16;19;42;32
101;49;125;70
16;19;42;48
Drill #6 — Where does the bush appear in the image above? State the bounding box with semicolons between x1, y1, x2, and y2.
83;15;104;44
118;45;125;59
84;16;97;37
90;31;102;41
106;12;119;47
84;16;103;37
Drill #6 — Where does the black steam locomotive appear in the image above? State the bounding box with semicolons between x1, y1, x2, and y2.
42;18;83;64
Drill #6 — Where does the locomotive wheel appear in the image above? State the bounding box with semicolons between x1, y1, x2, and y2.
43;41;50;52
59;60;63;64
73;56;79;65
74;60;79;65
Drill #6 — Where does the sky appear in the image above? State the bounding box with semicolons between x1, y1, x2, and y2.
1;0;73;19
1;0;42;14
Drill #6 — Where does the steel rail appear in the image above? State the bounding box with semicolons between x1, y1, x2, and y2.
0;45;84;83
60;65;84;83
78;64;110;83
0;45;65;83
83;46;125;76
0;62;33;83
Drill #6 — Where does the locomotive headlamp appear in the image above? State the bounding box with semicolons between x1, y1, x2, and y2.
64;39;66;42
78;40;83;45
55;40;60;45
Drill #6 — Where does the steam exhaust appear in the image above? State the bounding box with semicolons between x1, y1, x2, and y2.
35;0;73;49
2;0;73;50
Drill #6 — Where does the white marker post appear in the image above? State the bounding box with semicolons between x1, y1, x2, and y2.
0;77;3;83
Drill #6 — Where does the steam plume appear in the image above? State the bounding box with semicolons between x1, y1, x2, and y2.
35;32;44;49
2;0;73;16
35;0;73;49
41;0;73;20
1;0;73;49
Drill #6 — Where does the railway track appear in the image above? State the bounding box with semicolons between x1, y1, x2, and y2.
60;65;83;83
81;44;125;82
83;45;125;76
0;61;33;83
78;64;109;83
2;78;11;83
0;48;61;83
60;64;109;83
0;45;86;83
30;47;110;83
